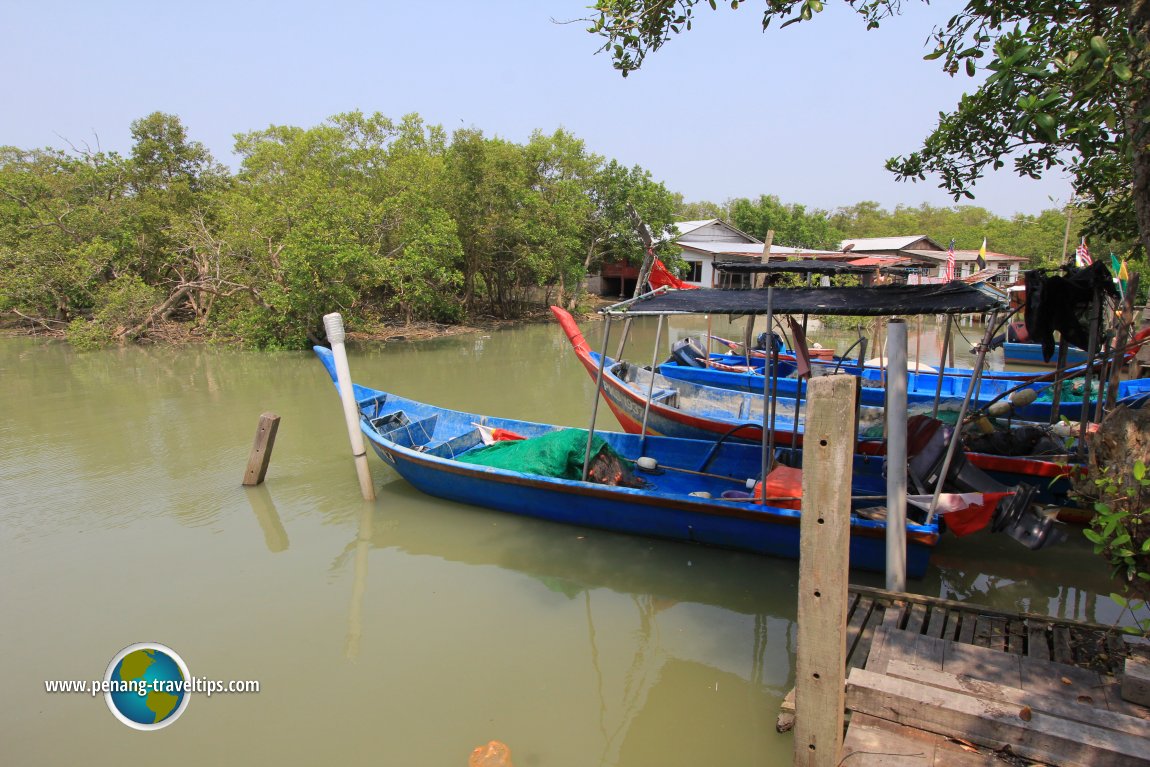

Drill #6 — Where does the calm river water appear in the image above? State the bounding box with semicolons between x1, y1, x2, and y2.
0;314;1128;766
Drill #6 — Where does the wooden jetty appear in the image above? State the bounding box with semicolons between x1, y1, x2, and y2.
780;584;1150;766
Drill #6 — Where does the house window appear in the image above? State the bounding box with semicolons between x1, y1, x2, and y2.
684;261;703;283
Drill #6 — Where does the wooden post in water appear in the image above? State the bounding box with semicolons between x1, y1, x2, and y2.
323;312;376;501
794;374;858;767
756;229;775;288
242;412;281;486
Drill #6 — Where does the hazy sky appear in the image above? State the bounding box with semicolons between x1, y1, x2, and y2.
1;1;1073;217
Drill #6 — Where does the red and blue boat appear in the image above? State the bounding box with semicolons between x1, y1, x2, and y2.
551;306;1080;511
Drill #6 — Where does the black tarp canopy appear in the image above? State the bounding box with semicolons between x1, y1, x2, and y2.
607;282;1005;317
713;259;878;275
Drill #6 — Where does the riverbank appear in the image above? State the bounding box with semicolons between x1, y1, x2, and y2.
1;301;613;347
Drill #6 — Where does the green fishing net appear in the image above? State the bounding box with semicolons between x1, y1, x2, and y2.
457;428;620;480
1032;377;1108;404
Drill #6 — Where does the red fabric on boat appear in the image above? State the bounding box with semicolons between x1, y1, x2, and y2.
907;491;1013;536
754;466;803;510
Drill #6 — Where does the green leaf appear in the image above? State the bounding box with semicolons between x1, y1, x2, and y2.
1111;592;1129;607
1083;528;1103;544
965;58;976;77
1134;461;1145;481
924;47;946;61
1089;36;1110;60
1113;61;1132;81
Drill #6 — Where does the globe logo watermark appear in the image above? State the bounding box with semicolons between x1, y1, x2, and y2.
103;642;191;731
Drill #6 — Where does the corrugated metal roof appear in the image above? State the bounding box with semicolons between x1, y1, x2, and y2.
904;248;1027;262
667;219;761;245
848;256;911;267
678;241;842;257
840;235;938;251
672;219;718;236
962;268;1003;283
613;283;1006;317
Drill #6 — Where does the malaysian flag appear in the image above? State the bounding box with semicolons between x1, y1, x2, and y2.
1076;237;1092;267
945;238;956;281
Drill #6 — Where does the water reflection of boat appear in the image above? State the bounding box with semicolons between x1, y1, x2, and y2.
313;345;939;576
336;485;796;764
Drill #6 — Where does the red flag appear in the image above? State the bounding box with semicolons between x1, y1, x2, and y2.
945;239;956;281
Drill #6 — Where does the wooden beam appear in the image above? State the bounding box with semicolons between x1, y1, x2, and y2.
756;229;775;288
884;659;1150;740
846;667;1150;766
1123;655;1150;707
242;412;281;486
793;374;858;767
842;712;999;766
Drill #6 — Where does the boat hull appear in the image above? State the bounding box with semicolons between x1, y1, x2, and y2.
314;345;937;577
374;443;934;577
1002;341;1088;367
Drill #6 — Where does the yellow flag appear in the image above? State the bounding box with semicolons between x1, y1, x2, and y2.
976;237;987;270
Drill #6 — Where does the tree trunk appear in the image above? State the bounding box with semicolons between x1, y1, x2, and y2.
115;285;191;342
1130;0;1150;257
627;203;655;298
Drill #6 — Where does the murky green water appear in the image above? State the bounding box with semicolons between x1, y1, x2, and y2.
0;316;1127;766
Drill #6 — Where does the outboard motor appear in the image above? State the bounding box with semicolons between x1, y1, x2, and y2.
905;415;1064;549
665;338;710;368
753;331;785;354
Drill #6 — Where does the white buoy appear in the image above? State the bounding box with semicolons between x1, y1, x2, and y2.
636;457;658;471
323;312;376;501
1009;388;1039;408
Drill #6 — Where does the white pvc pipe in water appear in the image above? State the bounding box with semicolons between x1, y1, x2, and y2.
885;319;908;592
323;312;376;501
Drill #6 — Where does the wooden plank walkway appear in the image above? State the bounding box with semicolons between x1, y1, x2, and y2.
846;628;1150;765
841;585;1135;677
777;584;1150;765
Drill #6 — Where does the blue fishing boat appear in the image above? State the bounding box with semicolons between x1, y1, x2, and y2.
1002;341;1088;367
654;329;1150;425
313;345;940;577
552;306;1077;512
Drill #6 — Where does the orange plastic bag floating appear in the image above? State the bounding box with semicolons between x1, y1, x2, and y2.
469;741;513;767
753;466;803;510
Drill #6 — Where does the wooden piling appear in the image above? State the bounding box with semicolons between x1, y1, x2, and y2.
242;412;280;486
794;374;858;767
